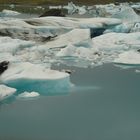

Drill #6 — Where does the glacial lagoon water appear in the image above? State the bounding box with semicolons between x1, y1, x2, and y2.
0;63;140;140
0;2;140;140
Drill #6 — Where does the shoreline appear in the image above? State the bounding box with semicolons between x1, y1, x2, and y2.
0;0;140;6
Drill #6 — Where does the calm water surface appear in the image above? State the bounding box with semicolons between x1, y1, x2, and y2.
0;64;140;140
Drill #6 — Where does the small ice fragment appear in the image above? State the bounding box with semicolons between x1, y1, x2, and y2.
18;91;40;98
0;85;16;101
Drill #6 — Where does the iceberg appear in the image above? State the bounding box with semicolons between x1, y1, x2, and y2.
92;32;140;51
40;29;91;49
0;62;71;94
0;19;72;41
0;37;35;54
56;44;98;60
0;16;122;41
111;6;140;22
0;9;20;17
64;2;78;15
17;91;40;98
114;50;140;65
24;16;122;29
0;85;16;101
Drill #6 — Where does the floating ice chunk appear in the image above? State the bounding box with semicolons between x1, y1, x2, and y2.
92;32;140;51
98;4;118;15
0;9;20;17
131;3;140;9
64;2;87;15
56;44;98;60
56;44;76;57
65;2;77;15
0;85;16;101
135;69;140;73
41;29;91;48
0;62;70;94
18;91;40;98
0;17;121;41
0;18;72;41
105;22;132;33
0;37;35;54
25;17;122;29
112;6;140;22
78;6;87;15
114;50;140;65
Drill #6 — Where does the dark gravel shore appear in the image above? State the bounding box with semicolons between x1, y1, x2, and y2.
0;0;140;5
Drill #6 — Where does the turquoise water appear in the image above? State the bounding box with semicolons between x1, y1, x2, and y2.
0;64;140;140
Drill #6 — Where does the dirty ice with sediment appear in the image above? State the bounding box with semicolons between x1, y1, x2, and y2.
0;2;140;101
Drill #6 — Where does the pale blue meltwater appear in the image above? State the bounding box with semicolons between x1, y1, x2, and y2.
0;64;140;140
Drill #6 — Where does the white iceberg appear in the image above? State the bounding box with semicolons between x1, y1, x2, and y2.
56;44;98;60
114;50;140;65
18;91;40;98
0;62;71;94
0;9;20;17
0;16;122;41
0;18;72;41
24;16;122;29
41;29;91;49
112;6;140;22
0;37;35;54
64;2;77;15
78;6;87;15
92;32;140;51
0;85;16;101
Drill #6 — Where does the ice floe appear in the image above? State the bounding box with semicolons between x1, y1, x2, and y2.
39;29;91;49
0;62;71;94
24;16;122;29
18;91;40;98
111;6;140;22
114;50;140;65
0;36;35;54
56;44;98;60
92;32;140;51
0;85;16;101
0;16;122;41
0;9;20;17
